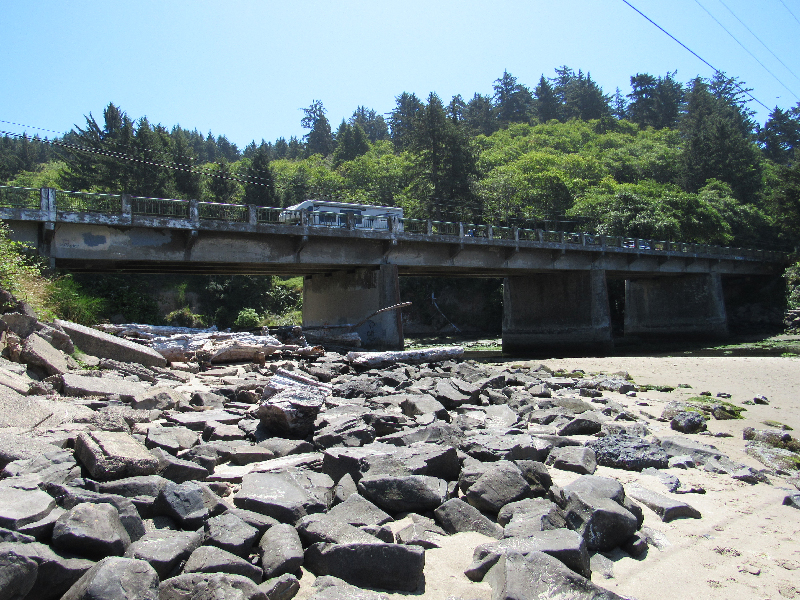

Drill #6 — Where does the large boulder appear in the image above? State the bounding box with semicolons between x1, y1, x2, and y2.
159;573;267;600
0;540;94;600
61;556;159;600
586;435;670;471
124;530;201;578
357;475;448;514
465;462;535;514
51;503;131;559
234;470;332;524
304;542;425;592
56;320;167;367
433;498;504;538
74;431;160;481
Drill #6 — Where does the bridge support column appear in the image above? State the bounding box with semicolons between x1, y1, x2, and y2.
302;265;403;350
502;270;613;354
624;273;728;338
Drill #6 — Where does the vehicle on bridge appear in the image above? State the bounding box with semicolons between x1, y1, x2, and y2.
279;200;403;230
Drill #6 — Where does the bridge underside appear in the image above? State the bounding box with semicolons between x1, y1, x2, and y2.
8;220;784;353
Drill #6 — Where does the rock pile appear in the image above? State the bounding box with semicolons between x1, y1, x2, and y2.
0;307;796;600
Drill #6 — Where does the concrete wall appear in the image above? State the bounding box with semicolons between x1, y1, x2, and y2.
502;270;613;354
624;273;728;338
303;265;403;350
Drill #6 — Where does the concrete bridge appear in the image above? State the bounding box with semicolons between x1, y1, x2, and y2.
0;186;787;353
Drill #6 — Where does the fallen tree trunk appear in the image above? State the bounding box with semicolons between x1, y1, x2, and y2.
346;346;464;368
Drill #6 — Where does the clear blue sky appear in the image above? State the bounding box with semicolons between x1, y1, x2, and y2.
2;0;799;149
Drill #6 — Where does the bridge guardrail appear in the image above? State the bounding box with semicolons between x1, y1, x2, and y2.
0;186;40;209
131;197;190;218
58;190;123;213
0;186;787;264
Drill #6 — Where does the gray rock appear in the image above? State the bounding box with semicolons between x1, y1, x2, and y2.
460;434;551;463
546;446;597;475
783;494;800;510
61;556;159;600
304;542;425;592
21;332;70;375
165;410;243;431
307;576;387;600
658;436;721;465
234;470;330;524
626;485;702;522
155;481;209;529
357;474;447;514
564;491;639;551
333;474;357;505
1;448;78;486
586;435;670;471
0;545;38;600
204;513;260;558
52;503;131;559
313;417;376;450
259;523;303;579
486;550;626;600
499;499;566;537
557;415;603;436
590;551;615;578
670;411;707;434
325;493;393;527
145;426;200;455
322;443;460;484
465;462;534;514
466;529;590;582
0;482;56;531
56;320;167;367
98;475;170;499
222;508;279;537
183;545;263;584
61;373;149;401
395;522;446;549
151;447;211;483
562;475;625;504
258;573;300;600
131;387;186;411
124;529;201;578
256;388;326;439
49;485;146;542
75;431;159;481
0;540;94;600
434;498;504;538
296;514;379;546
399;394;449;421
159;573;267;600
256;438;315;458
232;447;278;466
667;454;695;469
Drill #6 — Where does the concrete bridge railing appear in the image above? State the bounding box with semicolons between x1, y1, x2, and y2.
0;186;787;265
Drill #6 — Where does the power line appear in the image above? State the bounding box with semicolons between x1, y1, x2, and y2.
777;0;800;28
694;0;799;101
620;0;769;110
0;130;272;188
717;0;800;86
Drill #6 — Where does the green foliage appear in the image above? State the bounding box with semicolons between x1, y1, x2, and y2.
785;261;800;309
72;274;161;324
165;307;206;328
0;221;42;308
46;275;105;324
233;307;261;329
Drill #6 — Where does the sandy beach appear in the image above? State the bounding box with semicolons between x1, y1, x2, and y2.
297;355;800;600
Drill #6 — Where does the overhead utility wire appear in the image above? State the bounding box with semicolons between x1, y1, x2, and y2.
693;0;799;101
718;0;800;86
0;117;275;186
620;0;769;110
777;0;800;28
0;130;271;188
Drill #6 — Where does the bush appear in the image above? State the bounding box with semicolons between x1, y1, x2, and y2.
233;307;261;329
165;307;206;328
786;260;800;310
47;275;106;325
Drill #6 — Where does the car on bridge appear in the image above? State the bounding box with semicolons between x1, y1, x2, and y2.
279;200;403;230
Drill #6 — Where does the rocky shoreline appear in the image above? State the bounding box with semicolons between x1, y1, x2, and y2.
0;307;798;600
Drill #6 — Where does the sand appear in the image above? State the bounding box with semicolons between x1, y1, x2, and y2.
294;356;800;600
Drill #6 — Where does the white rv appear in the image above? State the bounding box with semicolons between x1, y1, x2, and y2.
280;200;403;230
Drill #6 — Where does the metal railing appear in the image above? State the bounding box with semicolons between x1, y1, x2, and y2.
58;190;123;213
0;186;786;263
131;197;190;218
0;186;40;209
199;202;247;222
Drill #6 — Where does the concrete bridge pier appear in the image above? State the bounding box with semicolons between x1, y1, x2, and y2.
624;273;728;338
502;270;614;355
302;264;403;350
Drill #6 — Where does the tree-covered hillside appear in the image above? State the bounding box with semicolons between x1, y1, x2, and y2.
3;66;800;250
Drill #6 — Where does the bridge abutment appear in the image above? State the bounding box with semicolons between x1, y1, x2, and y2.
502;270;613;354
302;265;403;350
624;273;728;338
